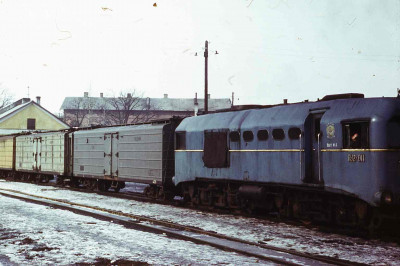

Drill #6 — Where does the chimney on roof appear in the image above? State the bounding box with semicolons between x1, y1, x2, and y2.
283;99;288;104
127;93;132;98
146;97;150;109
164;94;168;98
100;93;103;98
36;96;41;105
84;92;89;97
194;93;198;116
207;94;210;99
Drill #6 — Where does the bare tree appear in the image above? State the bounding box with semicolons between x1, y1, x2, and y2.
104;91;157;126
64;97;97;127
0;87;14;109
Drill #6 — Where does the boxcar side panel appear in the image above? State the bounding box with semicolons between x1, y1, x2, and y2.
39;133;65;175
0;136;14;170
117;126;163;184
15;135;35;172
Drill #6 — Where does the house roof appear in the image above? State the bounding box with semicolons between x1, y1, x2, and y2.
60;96;232;112
0;129;32;136
0;99;70;128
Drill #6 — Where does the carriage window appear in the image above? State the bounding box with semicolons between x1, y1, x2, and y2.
387;116;400;148
288;127;301;140
272;129;285;140
229;131;240;142
257;130;269;141
203;131;228;168
176;132;186;150
243;131;254;142
343;122;369;149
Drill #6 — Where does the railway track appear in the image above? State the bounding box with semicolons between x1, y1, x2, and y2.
5;178;400;242
0;187;362;266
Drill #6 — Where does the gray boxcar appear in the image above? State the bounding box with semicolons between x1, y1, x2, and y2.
72;121;176;189
15;132;68;178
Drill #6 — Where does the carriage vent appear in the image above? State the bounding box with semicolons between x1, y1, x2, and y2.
321;93;364;101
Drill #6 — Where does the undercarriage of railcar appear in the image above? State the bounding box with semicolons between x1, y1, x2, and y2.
2;170;54;184
56;176;126;192
179;179;399;233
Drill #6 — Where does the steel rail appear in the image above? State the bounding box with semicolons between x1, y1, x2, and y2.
0;187;363;266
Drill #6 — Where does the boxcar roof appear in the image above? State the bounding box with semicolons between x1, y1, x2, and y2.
177;97;400;132
73;123;166;136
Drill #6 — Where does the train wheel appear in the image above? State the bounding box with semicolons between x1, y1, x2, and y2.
98;180;110;192
69;177;80;188
367;208;382;235
111;181;123;192
291;198;301;219
83;179;92;189
42;175;50;183
90;179;99;191
35;175;42;184
6;172;14;181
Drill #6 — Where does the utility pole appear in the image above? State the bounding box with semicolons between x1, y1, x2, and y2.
204;40;208;114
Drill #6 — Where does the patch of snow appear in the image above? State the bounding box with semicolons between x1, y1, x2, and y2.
1;181;399;264
0;194;265;265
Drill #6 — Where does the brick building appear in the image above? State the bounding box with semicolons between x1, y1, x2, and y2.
60;92;232;127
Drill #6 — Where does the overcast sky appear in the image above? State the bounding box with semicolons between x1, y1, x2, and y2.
0;0;399;113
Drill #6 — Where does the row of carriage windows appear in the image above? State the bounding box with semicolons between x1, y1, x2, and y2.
176;121;372;151
229;127;302;142
176;127;303;150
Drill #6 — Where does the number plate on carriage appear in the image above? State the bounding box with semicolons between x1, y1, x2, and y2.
348;154;365;162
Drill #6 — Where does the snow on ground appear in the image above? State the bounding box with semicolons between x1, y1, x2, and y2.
0;193;265;265
1;180;400;265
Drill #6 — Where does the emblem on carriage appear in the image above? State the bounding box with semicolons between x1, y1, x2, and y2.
326;123;335;139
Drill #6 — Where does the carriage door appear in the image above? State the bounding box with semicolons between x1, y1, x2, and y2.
33;137;42;172
304;111;325;184
104;133;119;178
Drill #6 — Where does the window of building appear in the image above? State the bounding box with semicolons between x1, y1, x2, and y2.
229;131;240;142
288;127;301;140
243;131;254;142
272;129;285;140
175;132;186;150
257;130;269;141
343;121;369;149
27;119;36;130
203;131;228;168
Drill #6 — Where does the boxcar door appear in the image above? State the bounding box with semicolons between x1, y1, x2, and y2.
32;138;37;171
111;133;119;177
304;112;325;184
104;133;112;177
36;137;42;172
32;137;42;172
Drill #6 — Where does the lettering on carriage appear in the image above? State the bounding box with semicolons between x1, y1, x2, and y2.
348;154;365;163
327;143;338;148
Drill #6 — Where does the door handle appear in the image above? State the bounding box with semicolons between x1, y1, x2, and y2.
317;132;321;183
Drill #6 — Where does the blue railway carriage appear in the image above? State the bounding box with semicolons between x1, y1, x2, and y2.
174;94;400;227
13;131;69;182
70;120;177;195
